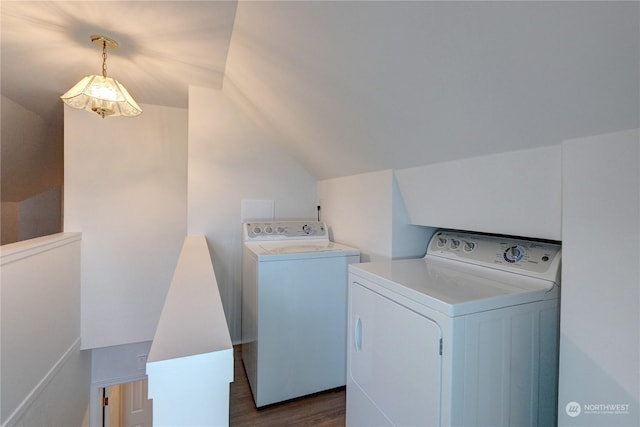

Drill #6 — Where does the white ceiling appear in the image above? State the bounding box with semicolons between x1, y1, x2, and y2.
224;1;639;179
2;1;639;183
1;1;238;124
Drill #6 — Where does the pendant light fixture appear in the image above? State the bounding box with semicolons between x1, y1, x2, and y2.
61;35;142;118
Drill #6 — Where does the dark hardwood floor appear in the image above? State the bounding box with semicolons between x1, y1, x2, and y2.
230;345;346;426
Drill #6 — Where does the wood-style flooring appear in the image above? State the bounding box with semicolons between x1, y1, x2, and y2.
230;345;346;426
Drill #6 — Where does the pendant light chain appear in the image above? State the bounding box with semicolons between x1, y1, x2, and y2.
102;40;108;78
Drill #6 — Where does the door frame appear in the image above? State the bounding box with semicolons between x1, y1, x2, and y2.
90;373;148;427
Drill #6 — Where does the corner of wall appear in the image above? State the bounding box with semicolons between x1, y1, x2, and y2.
391;173;435;259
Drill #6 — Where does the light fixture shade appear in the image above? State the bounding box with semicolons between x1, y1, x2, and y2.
61;75;142;118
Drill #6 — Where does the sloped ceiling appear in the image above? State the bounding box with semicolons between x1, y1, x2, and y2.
1;1;238;123
224;1;639;179
2;1;639;181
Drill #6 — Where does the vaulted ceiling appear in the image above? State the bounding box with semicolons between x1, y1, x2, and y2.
1;1;238;124
2;1;639;181
223;1;639;178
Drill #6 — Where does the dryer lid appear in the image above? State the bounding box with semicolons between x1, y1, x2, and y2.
350;258;558;317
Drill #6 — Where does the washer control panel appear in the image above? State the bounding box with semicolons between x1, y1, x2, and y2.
244;221;327;241
428;230;561;282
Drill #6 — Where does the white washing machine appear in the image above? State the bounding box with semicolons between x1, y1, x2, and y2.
347;230;561;427
242;220;360;407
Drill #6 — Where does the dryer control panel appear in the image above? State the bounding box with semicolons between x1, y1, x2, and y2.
427;230;561;284
244;221;328;241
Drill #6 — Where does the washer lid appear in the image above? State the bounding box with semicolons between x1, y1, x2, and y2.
349;257;558;317
246;240;360;260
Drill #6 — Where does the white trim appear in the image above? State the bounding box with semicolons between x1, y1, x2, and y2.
0;232;81;265
2;337;81;427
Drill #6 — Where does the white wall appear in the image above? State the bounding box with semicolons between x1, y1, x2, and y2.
187;86;317;343
1;233;90;427
558;129;640;426
1;95;63;244
318;171;393;262
91;341;152;387
317;170;432;262
395;146;562;241
0;95;63;201
64;104;188;350
1;187;62;245
19;186;62;241
147;236;233;427
1;202;19;244
225;1;639;180
391;176;433;259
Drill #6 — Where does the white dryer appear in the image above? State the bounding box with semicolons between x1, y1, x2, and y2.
242;221;360;407
347;230;561;427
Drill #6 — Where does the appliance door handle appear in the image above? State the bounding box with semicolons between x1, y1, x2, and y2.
355;316;362;352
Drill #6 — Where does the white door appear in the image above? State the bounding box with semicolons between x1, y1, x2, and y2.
349;281;442;426
121;379;153;427
106;380;153;427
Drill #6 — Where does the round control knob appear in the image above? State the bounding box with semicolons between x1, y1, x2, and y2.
463;241;475;252
302;224;313;235
265;226;273;234
436;237;447;248
252;226;261;234
503;245;525;263
450;238;460;250
276;226;285;234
